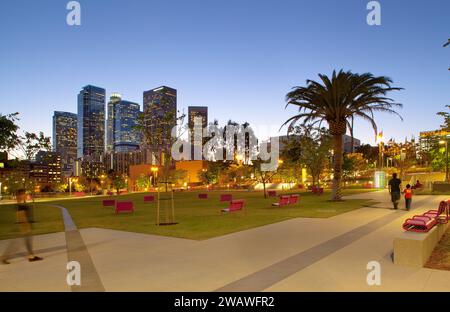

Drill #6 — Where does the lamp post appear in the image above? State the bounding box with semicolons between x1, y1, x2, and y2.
439;139;449;182
376;132;384;169
151;166;159;187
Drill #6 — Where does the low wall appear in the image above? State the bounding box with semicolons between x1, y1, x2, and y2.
393;222;449;267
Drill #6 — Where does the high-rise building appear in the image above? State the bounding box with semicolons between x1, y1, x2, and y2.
106;93;122;152
143;86;177;163
188;106;208;160
52;111;77;170
114;100;141;152
77;85;106;160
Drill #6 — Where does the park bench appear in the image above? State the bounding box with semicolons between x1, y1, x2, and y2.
267;190;277;197
102;199;116;207
395;201;450;267
220;194;232;202
144;195;155;202
221;199;245;213
289;194;299;205
198;193;208;199
402;201;449;232
74;192;85;197
115;201;134;214
272;195;290;207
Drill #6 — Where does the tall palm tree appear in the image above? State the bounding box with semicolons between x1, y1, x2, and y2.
283;70;403;200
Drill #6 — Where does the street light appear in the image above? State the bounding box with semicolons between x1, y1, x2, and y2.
439;139;449;182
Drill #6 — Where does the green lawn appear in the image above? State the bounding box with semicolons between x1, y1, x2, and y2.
0;189;377;240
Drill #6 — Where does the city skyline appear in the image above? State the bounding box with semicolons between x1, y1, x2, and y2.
0;0;449;146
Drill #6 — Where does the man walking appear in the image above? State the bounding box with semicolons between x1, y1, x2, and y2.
388;173;402;210
1;189;43;264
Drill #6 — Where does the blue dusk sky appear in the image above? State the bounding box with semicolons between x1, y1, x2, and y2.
0;0;449;145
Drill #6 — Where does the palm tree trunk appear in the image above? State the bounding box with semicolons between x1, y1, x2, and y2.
332;133;344;200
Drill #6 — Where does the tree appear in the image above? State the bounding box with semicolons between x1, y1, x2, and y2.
0;112;20;152
342;153;368;183
283;126;332;187
283;70;402;200
355;144;379;167
252;159;279;198
16;131;51;160
112;175;127;194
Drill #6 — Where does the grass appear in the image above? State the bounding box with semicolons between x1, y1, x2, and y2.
425;227;450;271
0;203;64;240
0;189;377;241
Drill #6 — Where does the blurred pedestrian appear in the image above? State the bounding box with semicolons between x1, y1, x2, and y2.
1;189;43;264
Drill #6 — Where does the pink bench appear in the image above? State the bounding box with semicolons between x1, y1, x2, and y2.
267;190;277;197
102;199;116;207
144;195;155;202
402;201;449;232
115;201;134;214
220;194;232;202
222;200;245;213
289;194;299;205
198;193;208;199
272;195;290;207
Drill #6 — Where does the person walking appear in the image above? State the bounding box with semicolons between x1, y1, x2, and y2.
1;189;43;264
388;173;402;210
403;184;413;211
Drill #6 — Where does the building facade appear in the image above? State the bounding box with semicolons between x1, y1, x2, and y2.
106;93;122;152
343;134;361;154
53;111;77;173
419;129;450;151
188;106;208;160
143;86;177;163
77;85;106;160
114;100;141;152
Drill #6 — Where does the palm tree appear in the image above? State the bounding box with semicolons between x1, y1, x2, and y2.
283;70;403;200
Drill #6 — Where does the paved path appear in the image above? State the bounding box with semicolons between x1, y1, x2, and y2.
1;191;449;291
52;205;105;292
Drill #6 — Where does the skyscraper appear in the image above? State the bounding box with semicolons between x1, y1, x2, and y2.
53;111;77;169
106;93;122;152
114;100;141;152
77;85;106;160
143;86;177;163
188;106;208;160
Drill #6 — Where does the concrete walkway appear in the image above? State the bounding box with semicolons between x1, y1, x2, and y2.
0;191;449;291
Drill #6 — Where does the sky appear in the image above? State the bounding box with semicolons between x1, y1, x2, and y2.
0;0;449;145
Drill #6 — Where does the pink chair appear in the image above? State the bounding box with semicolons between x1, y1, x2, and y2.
102;199;116;207
198;193;208;199
115;201;134;214
267;190;277;197
222;200;245;213
272;195;290;207
423;201;449;224
144;195;155;202
220;194;232;202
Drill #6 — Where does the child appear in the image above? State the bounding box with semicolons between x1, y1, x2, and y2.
403;184;413;211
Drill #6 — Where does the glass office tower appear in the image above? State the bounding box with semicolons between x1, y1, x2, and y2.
114;100;141;152
77;85;106;160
